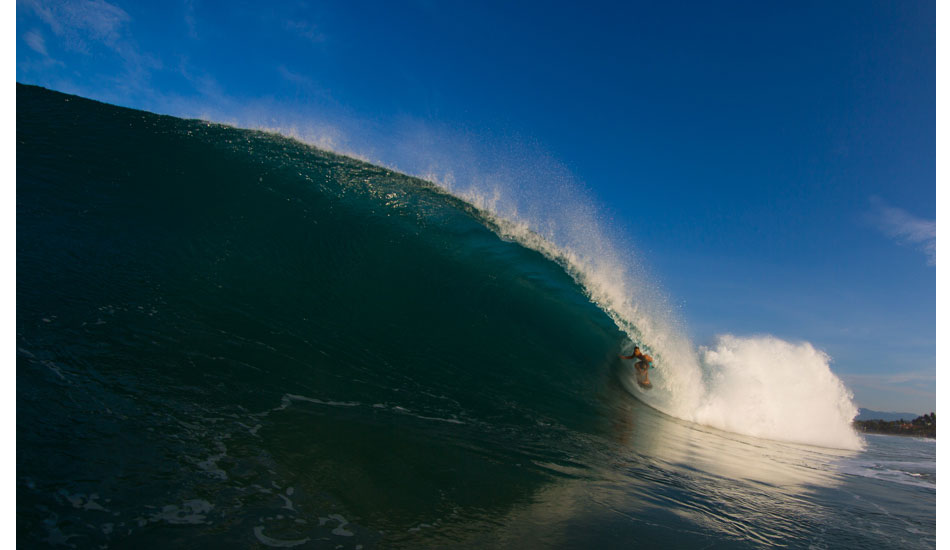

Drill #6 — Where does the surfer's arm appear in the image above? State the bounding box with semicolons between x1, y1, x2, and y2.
618;354;636;360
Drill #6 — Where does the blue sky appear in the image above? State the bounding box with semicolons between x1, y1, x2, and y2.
17;0;935;413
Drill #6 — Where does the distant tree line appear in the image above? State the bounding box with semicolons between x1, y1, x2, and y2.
853;412;935;438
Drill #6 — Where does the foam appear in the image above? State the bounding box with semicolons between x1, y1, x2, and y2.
148;500;214;525
692;335;862;449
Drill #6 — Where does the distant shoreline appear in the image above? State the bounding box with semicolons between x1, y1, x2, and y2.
853;413;935;439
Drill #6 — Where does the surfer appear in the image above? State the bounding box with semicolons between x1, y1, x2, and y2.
619;346;654;387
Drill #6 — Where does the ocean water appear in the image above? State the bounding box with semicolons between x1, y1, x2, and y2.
17;84;935;549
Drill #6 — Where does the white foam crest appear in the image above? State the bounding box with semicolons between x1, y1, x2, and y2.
693;335;862;449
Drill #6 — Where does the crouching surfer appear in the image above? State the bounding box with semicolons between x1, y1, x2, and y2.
619;346;654;389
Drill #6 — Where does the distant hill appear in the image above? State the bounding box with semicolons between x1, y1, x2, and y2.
855;408;920;422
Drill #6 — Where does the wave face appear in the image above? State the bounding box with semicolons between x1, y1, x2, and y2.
17;84;898;549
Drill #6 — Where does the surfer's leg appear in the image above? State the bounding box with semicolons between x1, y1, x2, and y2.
637;361;650;383
634;361;649;384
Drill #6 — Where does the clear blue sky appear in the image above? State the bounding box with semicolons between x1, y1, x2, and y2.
17;0;935;413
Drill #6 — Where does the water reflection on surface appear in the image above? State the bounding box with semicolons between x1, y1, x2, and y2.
605;365;855;489
447;365;862;549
